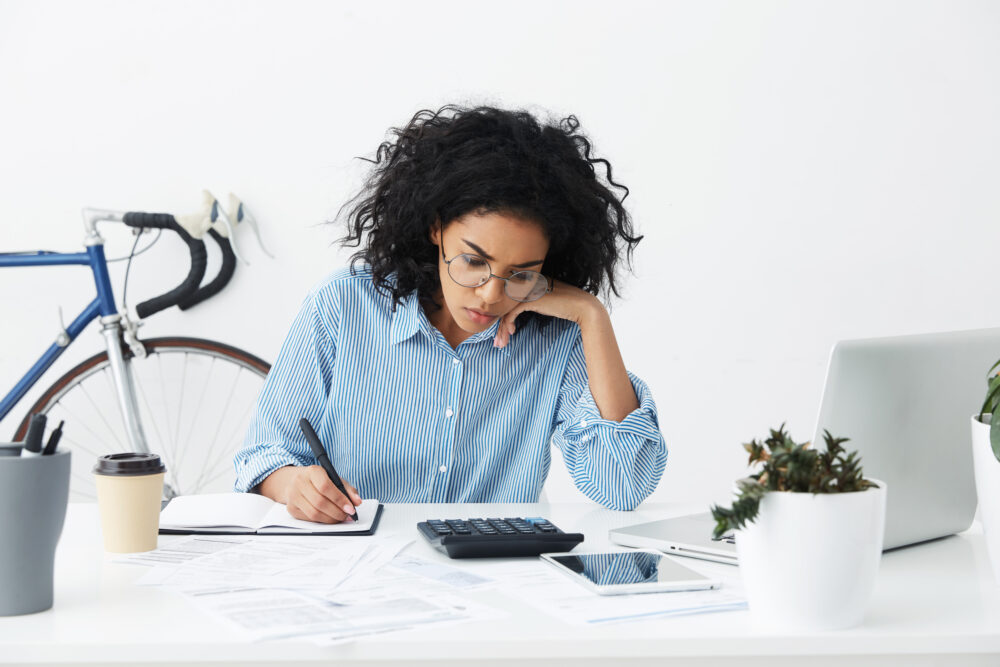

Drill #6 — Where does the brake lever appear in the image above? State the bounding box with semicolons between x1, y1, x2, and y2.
209;196;249;266
228;193;275;259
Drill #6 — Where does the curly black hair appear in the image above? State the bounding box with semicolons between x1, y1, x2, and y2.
337;104;642;322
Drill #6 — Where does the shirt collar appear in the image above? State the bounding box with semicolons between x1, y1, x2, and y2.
389;289;428;345
389;290;513;357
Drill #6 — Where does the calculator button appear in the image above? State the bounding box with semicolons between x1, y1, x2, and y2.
418;516;582;558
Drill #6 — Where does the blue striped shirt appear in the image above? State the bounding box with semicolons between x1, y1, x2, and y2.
233;266;667;510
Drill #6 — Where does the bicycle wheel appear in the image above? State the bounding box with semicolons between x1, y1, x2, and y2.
15;337;270;502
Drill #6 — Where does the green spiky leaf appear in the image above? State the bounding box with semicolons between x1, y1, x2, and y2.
710;425;877;539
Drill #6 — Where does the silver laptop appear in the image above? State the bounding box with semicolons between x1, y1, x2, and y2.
610;328;1000;565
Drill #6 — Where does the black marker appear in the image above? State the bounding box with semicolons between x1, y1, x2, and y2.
299;417;357;522
42;420;64;456
21;413;46;458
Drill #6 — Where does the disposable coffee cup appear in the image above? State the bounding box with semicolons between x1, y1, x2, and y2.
93;453;166;553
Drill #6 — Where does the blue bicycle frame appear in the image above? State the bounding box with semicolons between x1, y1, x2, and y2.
0;246;117;422
1;212;150;452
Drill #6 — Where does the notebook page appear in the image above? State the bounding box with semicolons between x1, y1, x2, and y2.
159;493;278;531
256;498;380;533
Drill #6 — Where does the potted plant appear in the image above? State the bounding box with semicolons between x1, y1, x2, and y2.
711;425;886;631
972;359;1000;583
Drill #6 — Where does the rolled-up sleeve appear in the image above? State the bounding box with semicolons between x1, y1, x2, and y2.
233;288;338;493
551;333;667;511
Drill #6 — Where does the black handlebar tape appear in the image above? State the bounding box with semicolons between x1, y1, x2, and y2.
178;228;236;311
122;212;208;319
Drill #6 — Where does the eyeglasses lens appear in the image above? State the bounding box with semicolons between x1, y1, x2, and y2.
448;254;547;302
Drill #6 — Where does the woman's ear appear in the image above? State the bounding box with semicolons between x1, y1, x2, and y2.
428;217;441;246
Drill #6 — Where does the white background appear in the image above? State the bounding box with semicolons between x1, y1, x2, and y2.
0;0;997;508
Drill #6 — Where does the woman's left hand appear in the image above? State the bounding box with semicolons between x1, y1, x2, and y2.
494;279;603;348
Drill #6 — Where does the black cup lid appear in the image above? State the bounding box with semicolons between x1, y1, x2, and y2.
93;452;166;476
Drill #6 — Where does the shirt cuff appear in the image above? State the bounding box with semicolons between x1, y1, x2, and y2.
233;444;310;493
561;371;662;442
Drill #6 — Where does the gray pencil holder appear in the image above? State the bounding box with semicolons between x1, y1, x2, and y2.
0;445;71;615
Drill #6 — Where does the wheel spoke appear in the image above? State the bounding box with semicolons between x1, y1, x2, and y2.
192;399;254;492
30;340;268;502
172;352;189;467
177;365;242;486
157;353;175;460
132;364;168;456
60;382;126;452
61;433;119;462
198;463;242;490
180;356;215;451
69;469;98;499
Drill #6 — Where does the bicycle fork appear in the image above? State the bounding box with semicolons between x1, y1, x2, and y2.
99;314;178;499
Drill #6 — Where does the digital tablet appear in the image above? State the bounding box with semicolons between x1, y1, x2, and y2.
541;550;721;595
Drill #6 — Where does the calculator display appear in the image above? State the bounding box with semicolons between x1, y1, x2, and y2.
549;552;707;587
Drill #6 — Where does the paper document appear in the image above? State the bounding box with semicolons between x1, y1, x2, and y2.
389;554;494;589
115;536;250;567
180;582;499;644
485;559;747;625
134;537;385;591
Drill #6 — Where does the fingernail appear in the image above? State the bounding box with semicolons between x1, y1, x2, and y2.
508;324;515;335
343;504;354;514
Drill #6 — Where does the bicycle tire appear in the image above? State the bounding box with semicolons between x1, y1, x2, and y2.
15;337;270;502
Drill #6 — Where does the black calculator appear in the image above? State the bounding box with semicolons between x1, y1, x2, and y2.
417;516;584;558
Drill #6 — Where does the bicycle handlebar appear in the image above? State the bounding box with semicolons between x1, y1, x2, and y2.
178;228;236;310
122;212;207;319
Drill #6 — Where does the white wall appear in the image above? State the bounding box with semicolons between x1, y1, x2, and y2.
1;0;998;509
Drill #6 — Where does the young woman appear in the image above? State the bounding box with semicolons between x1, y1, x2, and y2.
234;105;667;523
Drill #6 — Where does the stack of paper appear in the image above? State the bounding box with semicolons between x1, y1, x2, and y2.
476;559;747;625
120;535;503;643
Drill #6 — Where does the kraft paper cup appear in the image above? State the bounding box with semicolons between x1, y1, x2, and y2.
93;453;166;553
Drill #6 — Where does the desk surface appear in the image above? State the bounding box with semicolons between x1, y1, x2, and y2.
2;502;999;667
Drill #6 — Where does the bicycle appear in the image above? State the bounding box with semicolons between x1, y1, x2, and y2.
1;193;272;502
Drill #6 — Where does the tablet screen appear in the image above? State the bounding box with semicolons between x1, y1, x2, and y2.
548;551;707;586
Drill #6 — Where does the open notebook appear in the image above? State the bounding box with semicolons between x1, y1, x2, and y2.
159;493;383;536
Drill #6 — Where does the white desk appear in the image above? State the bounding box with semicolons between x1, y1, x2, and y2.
2;502;999;667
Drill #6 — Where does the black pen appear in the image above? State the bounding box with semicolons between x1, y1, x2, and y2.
42;420;64;455
299;417;357;522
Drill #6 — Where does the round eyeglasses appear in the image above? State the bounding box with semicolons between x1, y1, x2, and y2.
441;245;552;302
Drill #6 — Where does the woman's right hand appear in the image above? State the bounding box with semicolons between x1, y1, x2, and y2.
258;465;362;524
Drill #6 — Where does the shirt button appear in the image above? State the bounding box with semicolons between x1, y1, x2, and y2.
445;407;453;418
439;465;447;473
452;358;460;365
581;420;588;428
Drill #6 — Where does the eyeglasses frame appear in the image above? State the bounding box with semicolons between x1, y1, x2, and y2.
440;244;553;303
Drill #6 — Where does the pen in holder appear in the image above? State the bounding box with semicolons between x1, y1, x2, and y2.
0;444;71;615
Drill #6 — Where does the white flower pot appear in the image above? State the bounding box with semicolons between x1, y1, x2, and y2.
735;480;887;631
971;414;1000;584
